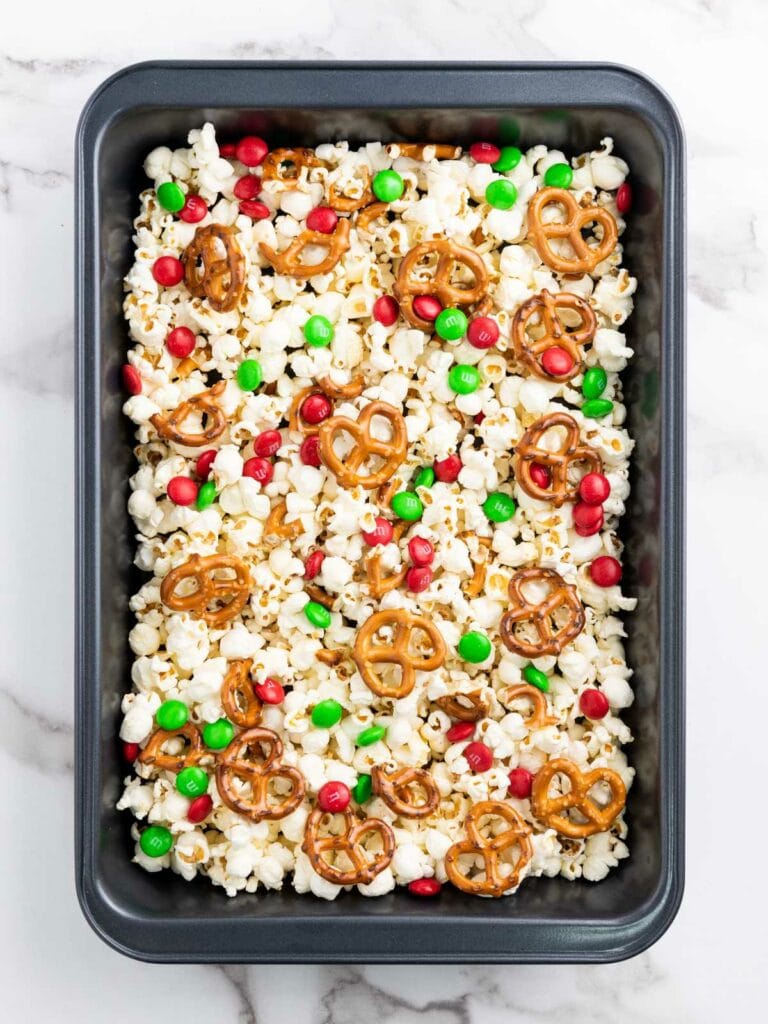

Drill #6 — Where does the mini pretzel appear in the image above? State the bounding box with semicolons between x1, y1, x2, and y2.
316;374;365;400
316;648;346;666
260;219;350;278
183;224;245;312
261;147;325;187
500;567;584;658
371;766;439;818
514;412;602;507
435;690;488;723
221;659;262;728
215;727;305;822
138;724;204;772
160;554;252;626
385;142;462;161
527;187;618;275
264;500;304;541
504;684;557;730
327;168;373;211
318;401;407;489
461;533;491;599
305;583;334;609
531;757;627;838
366;520;407;598
512;289;596;380
302;807;395;886
394;240;489;330
355;202;389;233
353;609;446;699
150;380;227;448
444;801;533;898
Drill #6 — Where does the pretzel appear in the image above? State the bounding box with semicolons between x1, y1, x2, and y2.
385;142;462;161
353;609;446;699
264;500;304;541
514;412;602;507
500;567;584;657
527;187;618;275
221;658;262;728
259;219;350;278
444;801;533;898
327;168;373;211
376;476;401;510
160;554;252;626
504;684;557;730
512;289;596;380
215;727;305;822
316;648;346;666
355;202;389;233
318;401;407;489
531;757;626;838
371;766;439;818
150;380;227;448
138;724;205;772
435;690;488;723
461;533;491;598
394;240;489;330
260;147;325;187
183;224;245;312
366;520;407;599
316;374;365;401
302;807;395;885
305;583;334;609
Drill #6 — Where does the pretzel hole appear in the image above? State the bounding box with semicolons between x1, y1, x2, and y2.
275;157;301;181
536;422;572;455
565;457;595;488
295;242;334;269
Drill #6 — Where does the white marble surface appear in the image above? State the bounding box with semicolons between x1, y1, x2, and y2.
2;0;767;1019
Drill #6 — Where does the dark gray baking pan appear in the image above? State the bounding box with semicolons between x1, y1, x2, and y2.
75;61;685;963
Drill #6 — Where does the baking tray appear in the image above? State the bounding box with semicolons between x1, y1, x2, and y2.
75;61;685;963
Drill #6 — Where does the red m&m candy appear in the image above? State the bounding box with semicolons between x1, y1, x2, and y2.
573;501;604;535
166;326;196;358
233;175;262;200
167;476;199;506
306;206;338;233
541;346;575;377
195;449;218;480
408;878;441;897
299;435;322;467
300;394;332;425
235;136;269;167
434;454;462;483
362;517;394;547
589;555;622;587
187;794;213;824
470;142;501;164
239;200;270;220
578;472;611;505
408;537;434;566
579;688;610;720
253;429;282;458
121;364;142;395
122;741;140;762
467;316;499;349
406;566;432;593
373;295;399;326
412;295;442;322
179;194;207;223
152;256;184;287
464;741;493;773
255;678;285;704
616;182;632;215
304;550;325;580
317;781;351;813
446;722;475;743
508;767;534;799
529;463;551;489
243;457;274;484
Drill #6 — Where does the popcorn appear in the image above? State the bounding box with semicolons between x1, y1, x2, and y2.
119;125;637;900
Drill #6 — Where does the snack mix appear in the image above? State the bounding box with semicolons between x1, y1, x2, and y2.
118;125;638;899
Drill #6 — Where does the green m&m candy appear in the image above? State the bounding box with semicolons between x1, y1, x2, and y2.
435;307;468;342
196;479;217;511
458;631;492;663
311;699;344;728
372;169;404;203
391;490;423;521
483;492;516;523
352;773;373;803
203;718;235;750
582;366;608;400
356;724;387;747
176;766;209;798
523;664;549;693
157;181;185;213
303;315;334;347
582;398;614;419
448;364;481;394
140;825;173;858
156;699;188;731
236;358;263;391
485;179;518;210
305;601;332;629
544;162;573;189
492;146;522;173
414;466;435;489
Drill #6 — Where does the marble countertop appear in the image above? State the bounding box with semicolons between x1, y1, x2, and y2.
3;0;766;1019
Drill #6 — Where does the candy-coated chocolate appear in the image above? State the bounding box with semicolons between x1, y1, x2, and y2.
373;295;399;325
304;550;325;579
590;555;622;587
408;536;434;566
508;767;534;799
523;665;549;692
306;206;339;233
582;366;608;400
352;773;372;803
235;136;268;167
446;722;475;743
300;394;332;424
152;256;184;286
391;491;423;521
176;766;208;797
458;631;492;663
203;718;234;749
195;479;217;510
579;688;610;720
485;178;518;209
356;724;387;747
236;359;263;391
578;472;611;505
492;146;522;172
242;457;274;484
166;326;196;358
156;699;188;731
483;492;516;522
195;449;217;480
467;316;499;349
233;175;261;200
434;454;462;483
362;517;394;546
448;364;481;394
470;142;500;164
582;398;614;419
255;678;285;704
167;476;198;506
140;826;173;858
408;878;442;897
406;566;433;592
299;435;322;466
317;781;351;813
122;364;141;395
541;346;574;377
311;699;343;728
544;162;573;188
435;307;468;341
303;314;334;347
179;194;207;223
187;794;213;824
372;169;404;202
305;601;332;629
464;741;493;773
253;429;282;458
157;181;185;212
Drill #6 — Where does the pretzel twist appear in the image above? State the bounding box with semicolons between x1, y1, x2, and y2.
366;520;407;598
327;167;374;211
444;801;533;898
221;659;262;728
527;188;618;274
514;412;602;507
215;727;305;822
435;690;488;722
355;202;389;233
261;147;325;188
259;219;350;278
183;224;245;312
500;567;584;657
512;289;596;380
460;533;491;599
318;401;407;489
531;757;627;838
504;684;557;730
394;240;489;330
264;500;304;541
316;374;365;401
150;380;227;447
371;766;439;818
302;808;395;886
138;724;205;772
353;609;446;699
160;554;252;627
